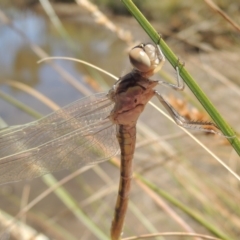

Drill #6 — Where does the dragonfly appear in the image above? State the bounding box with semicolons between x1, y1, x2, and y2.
0;42;220;240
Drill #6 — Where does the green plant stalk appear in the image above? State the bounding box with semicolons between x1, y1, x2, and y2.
136;174;233;240
121;0;240;156
0;91;42;119
43;174;109;240
39;0;76;49
128;201;163;240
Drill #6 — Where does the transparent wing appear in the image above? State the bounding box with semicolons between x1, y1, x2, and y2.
0;92;119;184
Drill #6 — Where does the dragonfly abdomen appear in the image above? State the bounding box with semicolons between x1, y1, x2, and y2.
111;125;136;240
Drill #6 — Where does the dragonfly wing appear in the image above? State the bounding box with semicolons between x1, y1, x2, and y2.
0;92;119;184
0;92;113;158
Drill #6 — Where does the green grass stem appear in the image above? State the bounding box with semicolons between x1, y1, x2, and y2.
136;174;233;240
121;0;240;156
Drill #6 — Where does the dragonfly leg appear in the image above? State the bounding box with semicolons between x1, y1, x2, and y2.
154;91;221;134
156;42;185;91
156;36;165;63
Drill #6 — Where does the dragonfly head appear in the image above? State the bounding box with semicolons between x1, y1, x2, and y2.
129;43;165;76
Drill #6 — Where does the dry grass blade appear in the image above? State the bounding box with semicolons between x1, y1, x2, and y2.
2;80;59;111
122;232;221;240
204;0;240;32
0;10;92;95
0;211;50;240
75;0;134;45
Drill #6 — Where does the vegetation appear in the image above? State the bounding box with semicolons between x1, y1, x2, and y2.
0;1;240;239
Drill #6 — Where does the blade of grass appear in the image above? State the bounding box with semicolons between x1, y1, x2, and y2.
0;90;42;119
136;174;233;240
43;174;109;240
0;210;50;240
92;166;163;239
121;0;240;156
0;9;92;95
39;0;75;48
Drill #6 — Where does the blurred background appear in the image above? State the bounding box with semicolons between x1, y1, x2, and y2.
0;0;240;239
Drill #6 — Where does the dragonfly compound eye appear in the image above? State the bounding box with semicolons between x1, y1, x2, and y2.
144;44;157;60
129;46;152;73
